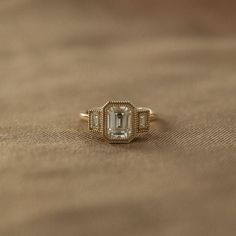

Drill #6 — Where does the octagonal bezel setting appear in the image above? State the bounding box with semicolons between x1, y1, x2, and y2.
103;101;137;144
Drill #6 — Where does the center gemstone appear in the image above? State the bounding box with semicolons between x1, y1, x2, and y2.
106;106;133;140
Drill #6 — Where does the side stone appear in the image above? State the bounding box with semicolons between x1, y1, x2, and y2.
137;109;150;132
88;109;101;132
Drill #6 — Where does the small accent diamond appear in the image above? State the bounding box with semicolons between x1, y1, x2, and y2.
138;110;150;132
139;114;146;128
89;110;101;132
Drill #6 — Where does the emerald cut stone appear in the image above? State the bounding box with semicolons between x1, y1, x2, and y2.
103;102;135;142
107;106;132;139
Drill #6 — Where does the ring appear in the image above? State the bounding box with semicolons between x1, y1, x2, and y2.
80;101;158;144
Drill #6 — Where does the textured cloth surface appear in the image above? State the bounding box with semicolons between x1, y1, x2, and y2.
0;1;236;236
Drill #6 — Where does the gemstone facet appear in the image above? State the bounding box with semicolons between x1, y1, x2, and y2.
137;110;150;132
88;110;101;132
103;102;135;143
139;114;146;128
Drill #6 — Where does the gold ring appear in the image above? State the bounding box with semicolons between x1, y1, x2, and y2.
80;101;158;144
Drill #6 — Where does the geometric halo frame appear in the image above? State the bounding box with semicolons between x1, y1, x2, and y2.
103;101;137;143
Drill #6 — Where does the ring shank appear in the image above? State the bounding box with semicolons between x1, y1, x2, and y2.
80;112;89;121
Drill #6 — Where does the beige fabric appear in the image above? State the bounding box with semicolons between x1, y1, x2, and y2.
0;1;236;235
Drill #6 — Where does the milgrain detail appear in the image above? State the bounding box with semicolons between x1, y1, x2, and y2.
137;109;151;133
88;109;102;133
82;101;157;144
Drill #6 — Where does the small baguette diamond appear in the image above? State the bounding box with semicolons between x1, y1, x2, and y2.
88;110;101;132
